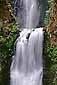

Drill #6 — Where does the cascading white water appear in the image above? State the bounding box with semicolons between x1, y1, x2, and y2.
15;0;41;28
25;0;41;28
10;28;43;85
10;0;44;85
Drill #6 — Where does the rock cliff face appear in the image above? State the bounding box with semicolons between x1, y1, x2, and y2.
0;0;11;23
47;0;57;46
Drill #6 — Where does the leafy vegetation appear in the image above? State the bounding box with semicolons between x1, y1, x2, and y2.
0;0;17;84
43;32;57;85
0;22;16;85
43;0;57;85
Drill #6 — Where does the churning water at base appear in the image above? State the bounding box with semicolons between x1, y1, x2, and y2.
10;28;43;85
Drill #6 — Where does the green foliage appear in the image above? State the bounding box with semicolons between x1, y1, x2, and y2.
43;31;57;85
47;46;57;85
44;0;54;26
44;0;50;26
0;22;16;85
0;0;16;84
44;10;50;26
47;47;57;64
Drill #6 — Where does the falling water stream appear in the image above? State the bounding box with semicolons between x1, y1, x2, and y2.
10;0;43;85
14;0;42;28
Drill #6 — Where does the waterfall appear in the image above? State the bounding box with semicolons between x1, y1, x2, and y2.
10;0;44;85
14;0;42;28
10;28;43;85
